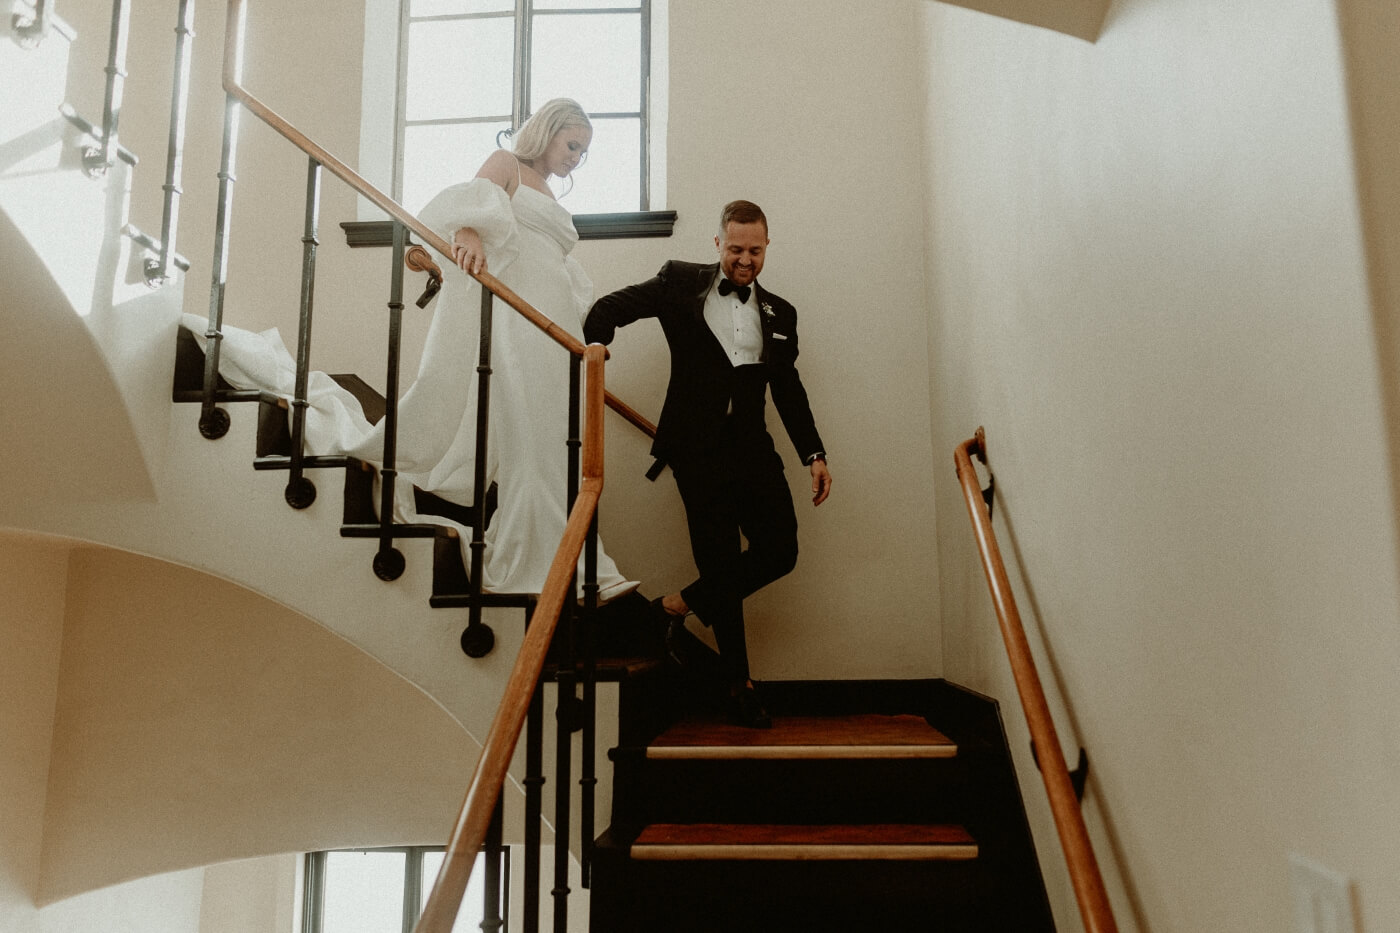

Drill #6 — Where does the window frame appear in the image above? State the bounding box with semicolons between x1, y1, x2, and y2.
395;0;656;214
301;846;504;933
347;0;674;245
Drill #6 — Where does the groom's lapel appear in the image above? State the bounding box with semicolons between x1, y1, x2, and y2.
690;263;720;320
755;282;778;363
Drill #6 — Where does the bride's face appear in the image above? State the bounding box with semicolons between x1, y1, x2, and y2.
539;125;592;179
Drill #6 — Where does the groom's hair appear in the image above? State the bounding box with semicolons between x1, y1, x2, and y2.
719;200;768;236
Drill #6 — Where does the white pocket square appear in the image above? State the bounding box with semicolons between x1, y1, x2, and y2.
772;333;789;340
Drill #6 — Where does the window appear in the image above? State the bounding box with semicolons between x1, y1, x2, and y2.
394;0;655;217
302;847;503;933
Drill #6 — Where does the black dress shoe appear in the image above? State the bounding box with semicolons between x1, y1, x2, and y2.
728;685;772;729
662;619;690;669
649;596;679;626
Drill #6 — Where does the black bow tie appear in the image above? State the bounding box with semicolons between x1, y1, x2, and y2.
718;278;751;303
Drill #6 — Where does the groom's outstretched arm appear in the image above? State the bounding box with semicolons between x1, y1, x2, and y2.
584;262;674;345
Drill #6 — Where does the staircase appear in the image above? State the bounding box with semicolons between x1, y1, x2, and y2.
175;323;1061;931
591;673;1057;931
2;6;1068;926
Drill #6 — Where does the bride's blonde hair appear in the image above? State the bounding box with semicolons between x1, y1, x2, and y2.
510;98;592;163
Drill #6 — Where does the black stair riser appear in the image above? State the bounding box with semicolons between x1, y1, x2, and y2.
589;848;1002;932
610;756;971;829
256;397;292;458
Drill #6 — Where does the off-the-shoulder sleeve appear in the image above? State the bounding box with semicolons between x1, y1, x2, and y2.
417;178;519;267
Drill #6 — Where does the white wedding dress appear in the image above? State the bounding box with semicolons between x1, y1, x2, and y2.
186;176;637;601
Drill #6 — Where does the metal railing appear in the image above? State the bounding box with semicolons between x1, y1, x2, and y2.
954;427;1119;933
46;0;190;282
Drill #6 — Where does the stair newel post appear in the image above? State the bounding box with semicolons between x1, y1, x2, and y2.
147;0;195;287
371;220;409;580
580;345;604;890
283;156;321;509
523;680;545;933
480;797;506;933
83;0;129;176
464;284;495;648
200;88;241;440
579;505;599;888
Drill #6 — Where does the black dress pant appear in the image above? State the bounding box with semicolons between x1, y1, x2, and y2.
672;431;799;686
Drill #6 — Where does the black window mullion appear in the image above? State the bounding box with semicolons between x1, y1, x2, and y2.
402;848;424;933
408;10;518;23
640;0;650;210
302;852;327;933
404;114;515;128
515;0;531;128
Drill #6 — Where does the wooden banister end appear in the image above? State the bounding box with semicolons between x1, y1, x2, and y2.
405;243;442;282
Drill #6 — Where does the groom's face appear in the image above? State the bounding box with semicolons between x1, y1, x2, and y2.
716;221;769;287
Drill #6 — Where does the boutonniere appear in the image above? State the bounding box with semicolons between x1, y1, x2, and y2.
761;302;775;319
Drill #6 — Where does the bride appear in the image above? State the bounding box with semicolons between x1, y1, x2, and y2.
194;99;639;602
406;98;640;601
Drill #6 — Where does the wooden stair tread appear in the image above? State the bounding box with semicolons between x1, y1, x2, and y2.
647;714;956;760
631;823;978;861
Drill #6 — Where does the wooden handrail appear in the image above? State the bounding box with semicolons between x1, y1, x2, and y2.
413;345;608;933
954;428;1119;933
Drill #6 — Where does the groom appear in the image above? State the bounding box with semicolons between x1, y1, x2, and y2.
584;200;832;728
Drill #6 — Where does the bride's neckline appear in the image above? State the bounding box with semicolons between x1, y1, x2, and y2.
511;154;557;202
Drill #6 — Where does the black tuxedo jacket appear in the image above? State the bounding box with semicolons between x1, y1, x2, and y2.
585;260;825;470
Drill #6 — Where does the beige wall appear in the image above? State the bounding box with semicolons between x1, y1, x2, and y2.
27;545;476;904
0;539;68;933
197;855;299;933
579;0;942;679
917;0;1400;930
1336;0;1400;588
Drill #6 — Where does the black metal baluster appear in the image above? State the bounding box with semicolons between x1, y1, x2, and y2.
460;284;496;656
524;679;545;933
402;848;423;933
481;798;505;933
372;221;408;580
284;157;320;509
551;353;582;932
200;91;240;440
83;0;129;177
146;0;195;287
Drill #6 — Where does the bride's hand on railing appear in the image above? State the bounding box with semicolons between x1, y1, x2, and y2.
452;226;486;275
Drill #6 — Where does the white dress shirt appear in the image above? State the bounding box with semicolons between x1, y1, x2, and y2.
704;279;764;367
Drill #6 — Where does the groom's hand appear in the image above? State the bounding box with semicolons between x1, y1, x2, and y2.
810;459;832;506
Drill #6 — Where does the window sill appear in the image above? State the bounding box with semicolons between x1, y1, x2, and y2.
341;211;676;248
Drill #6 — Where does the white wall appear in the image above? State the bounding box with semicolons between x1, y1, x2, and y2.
38;869;205;933
917;0;1400;930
